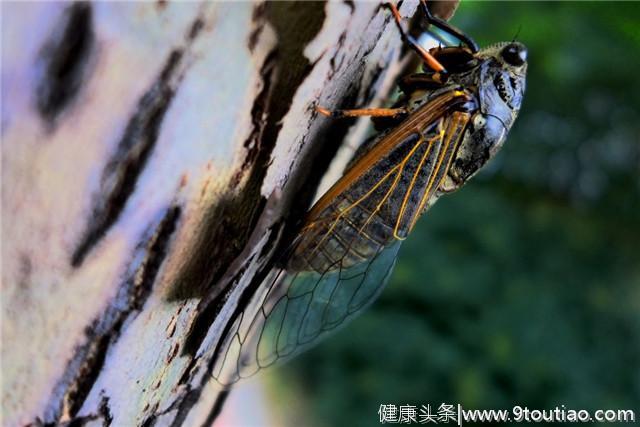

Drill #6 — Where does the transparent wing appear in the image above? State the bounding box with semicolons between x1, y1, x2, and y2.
212;92;472;385
212;240;401;385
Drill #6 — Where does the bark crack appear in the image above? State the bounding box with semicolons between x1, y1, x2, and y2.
70;6;209;268
70;48;184;268
35;2;95;127
44;205;182;423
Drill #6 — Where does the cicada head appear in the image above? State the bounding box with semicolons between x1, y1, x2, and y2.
442;42;528;192
477;41;528;112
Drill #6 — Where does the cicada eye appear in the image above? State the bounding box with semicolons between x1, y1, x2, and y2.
500;43;527;66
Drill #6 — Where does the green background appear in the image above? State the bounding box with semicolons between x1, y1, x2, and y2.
268;2;639;426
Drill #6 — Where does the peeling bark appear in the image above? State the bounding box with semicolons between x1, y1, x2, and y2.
1;1;457;425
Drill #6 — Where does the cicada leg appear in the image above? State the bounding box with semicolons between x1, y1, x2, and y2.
315;106;408;119
398;72;449;93
387;2;446;73
419;0;479;53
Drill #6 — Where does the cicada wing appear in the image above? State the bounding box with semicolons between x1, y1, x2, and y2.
212;240;401;385
213;92;473;385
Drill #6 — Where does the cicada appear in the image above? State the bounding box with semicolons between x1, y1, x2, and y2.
213;1;527;385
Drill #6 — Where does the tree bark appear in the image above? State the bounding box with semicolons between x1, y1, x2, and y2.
1;1;456;425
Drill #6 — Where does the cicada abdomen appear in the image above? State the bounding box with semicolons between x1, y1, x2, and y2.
213;0;527;385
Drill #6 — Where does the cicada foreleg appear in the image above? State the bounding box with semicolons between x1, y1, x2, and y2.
316;1;465;123
316;106;408;119
418;0;479;53
387;2;446;73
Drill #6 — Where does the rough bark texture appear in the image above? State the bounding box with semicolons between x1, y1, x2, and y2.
1;1;456;426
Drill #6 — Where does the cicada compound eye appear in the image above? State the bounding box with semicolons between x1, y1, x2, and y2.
500;43;527;67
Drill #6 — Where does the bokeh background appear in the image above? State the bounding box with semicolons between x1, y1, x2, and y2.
256;2;639;426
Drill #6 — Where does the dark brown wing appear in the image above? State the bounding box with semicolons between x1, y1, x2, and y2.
289;97;471;273
308;90;470;220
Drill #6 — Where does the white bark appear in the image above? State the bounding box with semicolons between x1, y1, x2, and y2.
1;1;457;425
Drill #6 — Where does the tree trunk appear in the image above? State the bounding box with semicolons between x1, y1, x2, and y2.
2;1;456;425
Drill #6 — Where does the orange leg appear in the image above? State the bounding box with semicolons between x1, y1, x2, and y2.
388;3;446;73
316;106;407;118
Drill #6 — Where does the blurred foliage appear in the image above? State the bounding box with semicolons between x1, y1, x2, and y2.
269;2;640;426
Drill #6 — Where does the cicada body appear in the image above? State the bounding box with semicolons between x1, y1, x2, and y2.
213;1;528;385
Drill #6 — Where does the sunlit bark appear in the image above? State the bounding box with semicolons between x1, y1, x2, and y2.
1;1;457;425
